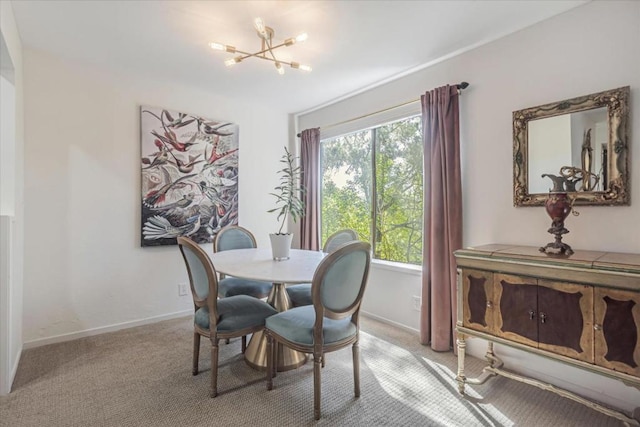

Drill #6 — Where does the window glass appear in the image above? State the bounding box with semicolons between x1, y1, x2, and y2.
374;116;423;264
321;115;423;264
321;129;372;244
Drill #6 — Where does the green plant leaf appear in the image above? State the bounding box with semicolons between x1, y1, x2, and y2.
268;146;306;233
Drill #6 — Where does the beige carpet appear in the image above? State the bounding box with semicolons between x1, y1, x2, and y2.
0;316;626;426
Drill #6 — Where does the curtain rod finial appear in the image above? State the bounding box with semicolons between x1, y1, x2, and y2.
458;82;469;89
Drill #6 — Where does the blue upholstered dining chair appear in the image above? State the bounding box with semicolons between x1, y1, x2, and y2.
286;229;359;307
214;225;273;299
177;236;277;397
265;241;371;420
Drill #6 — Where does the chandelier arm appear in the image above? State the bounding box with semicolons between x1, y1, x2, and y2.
268;58;293;67
239;54;294;67
260;40;290;54
265;39;279;63
234;40;291;59
232;49;256;60
232;52;297;67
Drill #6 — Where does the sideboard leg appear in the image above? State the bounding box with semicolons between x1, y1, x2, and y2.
456;333;467;395
485;342;495;366
484;341;503;370
461;340;501;386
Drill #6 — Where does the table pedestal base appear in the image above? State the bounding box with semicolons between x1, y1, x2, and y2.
243;282;308;371
245;330;307;371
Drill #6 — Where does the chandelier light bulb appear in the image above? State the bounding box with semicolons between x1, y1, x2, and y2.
225;57;241;67
290;62;312;72
275;62;285;75
211;42;236;53
254;17;267;36
295;33;308;43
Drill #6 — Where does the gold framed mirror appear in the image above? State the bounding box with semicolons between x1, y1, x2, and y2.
513;86;630;206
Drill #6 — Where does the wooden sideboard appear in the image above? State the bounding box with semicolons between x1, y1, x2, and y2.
454;244;640;425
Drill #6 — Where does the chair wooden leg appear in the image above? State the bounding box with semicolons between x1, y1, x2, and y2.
266;333;273;390
192;332;201;375
313;353;322;420
241;335;247;354
210;339;219;398
272;339;278;378
353;341;360;397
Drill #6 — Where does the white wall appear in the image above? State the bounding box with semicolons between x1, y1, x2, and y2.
299;0;640;413
362;262;422;331
0;0;24;395
22;49;288;346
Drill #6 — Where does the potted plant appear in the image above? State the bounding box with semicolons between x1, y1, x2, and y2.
268;146;305;260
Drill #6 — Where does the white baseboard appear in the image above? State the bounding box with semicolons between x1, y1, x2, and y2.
23;310;192;350
23;310;416;351
361;310;419;335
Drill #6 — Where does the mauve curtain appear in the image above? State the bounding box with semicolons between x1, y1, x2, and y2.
299;128;321;251
420;85;463;351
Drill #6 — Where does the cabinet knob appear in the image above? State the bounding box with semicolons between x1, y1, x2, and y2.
594;324;602;331
529;309;536;320
486;301;493;308
540;312;547;324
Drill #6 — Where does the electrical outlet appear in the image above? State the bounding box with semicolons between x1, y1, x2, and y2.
412;295;421;311
178;283;189;296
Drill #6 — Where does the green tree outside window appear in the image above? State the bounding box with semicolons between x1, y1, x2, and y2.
321;115;423;264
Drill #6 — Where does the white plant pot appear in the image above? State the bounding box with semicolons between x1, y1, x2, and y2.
269;233;293;261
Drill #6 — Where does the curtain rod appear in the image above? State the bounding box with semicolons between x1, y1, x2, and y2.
297;81;469;137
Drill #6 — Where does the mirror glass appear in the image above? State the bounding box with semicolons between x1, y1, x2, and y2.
513;86;629;206
528;107;607;193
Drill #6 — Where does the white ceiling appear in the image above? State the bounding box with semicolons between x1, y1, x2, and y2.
11;0;586;113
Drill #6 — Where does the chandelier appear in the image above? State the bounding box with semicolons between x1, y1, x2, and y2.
209;18;312;75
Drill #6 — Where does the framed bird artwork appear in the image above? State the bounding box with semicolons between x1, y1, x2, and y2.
140;106;239;246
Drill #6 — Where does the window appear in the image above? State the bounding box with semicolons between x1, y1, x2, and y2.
321;115;423;264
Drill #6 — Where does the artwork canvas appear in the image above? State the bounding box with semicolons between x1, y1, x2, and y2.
140;106;239;246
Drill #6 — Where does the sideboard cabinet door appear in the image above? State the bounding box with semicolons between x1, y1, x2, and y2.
461;269;495;334
495;273;538;347
594;288;640;377
537;280;594;363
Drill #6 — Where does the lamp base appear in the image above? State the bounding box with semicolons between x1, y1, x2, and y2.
540;222;573;256
539;241;574;256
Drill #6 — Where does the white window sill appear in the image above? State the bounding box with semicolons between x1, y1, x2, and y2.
371;259;422;276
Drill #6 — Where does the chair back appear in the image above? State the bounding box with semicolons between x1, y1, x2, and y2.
323;229;359;253
214;225;257;252
312;241;371;323
177;236;219;320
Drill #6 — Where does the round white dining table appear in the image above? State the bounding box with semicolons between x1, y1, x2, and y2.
210;248;325;285
210;248;326;371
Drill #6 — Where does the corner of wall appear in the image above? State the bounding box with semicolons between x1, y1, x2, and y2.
0;0;25;396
